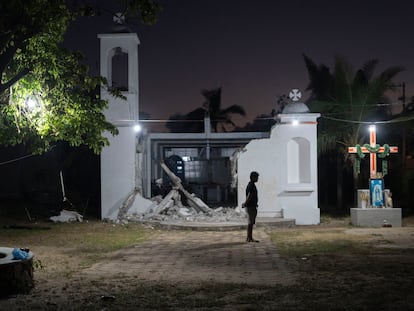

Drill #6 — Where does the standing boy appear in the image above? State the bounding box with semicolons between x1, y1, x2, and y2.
242;171;259;242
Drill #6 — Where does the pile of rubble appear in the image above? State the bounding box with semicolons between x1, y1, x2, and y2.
120;161;247;224
122;202;247;224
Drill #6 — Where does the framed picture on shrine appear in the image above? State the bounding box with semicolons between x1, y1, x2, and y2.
369;178;384;208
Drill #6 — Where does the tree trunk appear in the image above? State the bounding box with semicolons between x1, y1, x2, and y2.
0;248;34;297
336;153;343;210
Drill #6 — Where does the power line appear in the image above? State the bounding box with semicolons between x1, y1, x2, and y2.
133;116;277;123
0;145;56;166
321;115;414;124
0;153;35;166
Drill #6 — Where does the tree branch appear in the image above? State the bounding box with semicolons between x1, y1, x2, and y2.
0;44;19;76
0;31;13;56
0;68;30;94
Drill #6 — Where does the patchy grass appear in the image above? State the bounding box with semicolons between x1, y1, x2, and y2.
269;229;372;256
266;225;414;310
1;217;414;310
320;213;352;225
0;221;149;249
0;221;154;275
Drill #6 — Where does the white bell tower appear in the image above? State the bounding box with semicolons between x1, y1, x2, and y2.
98;31;140;219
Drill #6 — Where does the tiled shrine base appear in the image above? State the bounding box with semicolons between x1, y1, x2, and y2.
351;208;402;227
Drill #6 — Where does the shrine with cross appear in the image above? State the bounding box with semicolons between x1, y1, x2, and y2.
348;124;398;179
348;124;402;227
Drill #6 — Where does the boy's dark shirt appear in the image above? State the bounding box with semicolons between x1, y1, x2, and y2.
245;181;258;207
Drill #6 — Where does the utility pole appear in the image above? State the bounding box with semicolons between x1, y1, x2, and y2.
395;82;407;167
400;82;406;111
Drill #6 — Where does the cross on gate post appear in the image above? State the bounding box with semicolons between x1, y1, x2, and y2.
348;124;398;178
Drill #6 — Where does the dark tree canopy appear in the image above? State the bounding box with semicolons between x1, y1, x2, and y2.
304;54;404;157
0;0;160;154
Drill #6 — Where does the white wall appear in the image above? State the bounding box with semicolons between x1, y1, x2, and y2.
99;33;141;220
238;113;320;225
98;33;140;123
101;127;137;219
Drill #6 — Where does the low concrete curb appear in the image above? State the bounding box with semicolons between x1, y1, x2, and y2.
135;217;295;231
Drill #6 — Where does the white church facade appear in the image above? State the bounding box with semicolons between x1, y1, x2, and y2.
98;30;321;225
237;106;320;225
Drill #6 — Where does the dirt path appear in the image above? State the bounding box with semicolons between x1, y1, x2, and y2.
82;228;296;285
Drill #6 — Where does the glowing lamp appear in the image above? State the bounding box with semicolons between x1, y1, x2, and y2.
133;124;142;132
25;95;40;111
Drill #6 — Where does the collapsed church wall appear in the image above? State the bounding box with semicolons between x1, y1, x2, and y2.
237;112;321;225
97;25;322;225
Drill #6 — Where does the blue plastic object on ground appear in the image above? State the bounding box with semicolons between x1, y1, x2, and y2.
12;248;30;260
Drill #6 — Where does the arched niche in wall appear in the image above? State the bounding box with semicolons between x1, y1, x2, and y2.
287;137;311;184
109;47;128;91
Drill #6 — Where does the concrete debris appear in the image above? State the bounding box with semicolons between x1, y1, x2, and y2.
160;161;211;213
122;204;246;224
49;209;83;223
117;160;247;224
117;190;139;219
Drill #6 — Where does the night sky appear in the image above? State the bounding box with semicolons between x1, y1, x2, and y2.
64;0;414;128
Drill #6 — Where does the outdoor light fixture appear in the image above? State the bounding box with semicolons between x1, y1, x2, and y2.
369;124;376;132
292;119;299;126
24;94;40;111
133;124;142;132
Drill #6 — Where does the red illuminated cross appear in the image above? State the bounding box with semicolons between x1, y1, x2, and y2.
348;125;398;178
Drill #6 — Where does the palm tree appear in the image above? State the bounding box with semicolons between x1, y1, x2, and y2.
201;87;245;132
166;87;246;133
304;54;404;208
